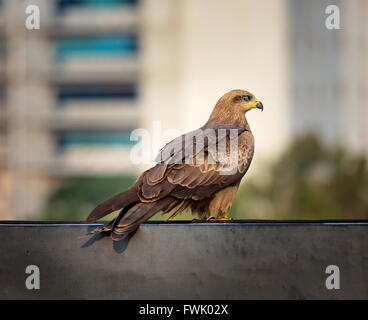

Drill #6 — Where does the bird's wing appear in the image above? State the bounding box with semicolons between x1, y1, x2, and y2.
155;126;246;164
139;127;253;202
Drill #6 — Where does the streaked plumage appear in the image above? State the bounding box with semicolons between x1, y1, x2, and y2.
86;89;263;240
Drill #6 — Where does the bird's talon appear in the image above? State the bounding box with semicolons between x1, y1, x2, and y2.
216;217;232;221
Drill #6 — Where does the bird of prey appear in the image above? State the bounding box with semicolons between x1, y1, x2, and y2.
86;89;263;240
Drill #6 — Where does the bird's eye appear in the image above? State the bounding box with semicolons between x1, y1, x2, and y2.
242;95;251;102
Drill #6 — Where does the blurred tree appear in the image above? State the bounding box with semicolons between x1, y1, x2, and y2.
41;176;136;220
231;134;368;220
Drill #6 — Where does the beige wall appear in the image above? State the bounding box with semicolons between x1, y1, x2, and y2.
0;171;12;219
340;0;368;157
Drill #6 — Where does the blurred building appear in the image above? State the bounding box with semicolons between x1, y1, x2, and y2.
0;0;367;219
1;0;141;219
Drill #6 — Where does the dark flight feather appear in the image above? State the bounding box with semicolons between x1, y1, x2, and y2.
86;187;139;223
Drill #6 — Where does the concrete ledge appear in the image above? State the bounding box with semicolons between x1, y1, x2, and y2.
0;220;367;299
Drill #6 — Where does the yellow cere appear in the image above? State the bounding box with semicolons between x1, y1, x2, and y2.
248;99;260;108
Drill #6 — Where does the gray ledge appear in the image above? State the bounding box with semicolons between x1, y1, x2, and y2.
0;220;367;299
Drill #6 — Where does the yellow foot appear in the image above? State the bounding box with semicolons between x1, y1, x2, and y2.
191;216;216;223
216;214;232;221
191;215;231;223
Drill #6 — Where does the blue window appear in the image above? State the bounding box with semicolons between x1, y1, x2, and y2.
55;35;137;61
56;84;137;104
56;131;135;149
56;0;138;12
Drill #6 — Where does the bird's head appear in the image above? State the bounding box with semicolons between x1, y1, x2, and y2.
224;89;263;113
206;89;263;128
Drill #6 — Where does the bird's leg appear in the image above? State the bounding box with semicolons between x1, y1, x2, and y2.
206;215;216;221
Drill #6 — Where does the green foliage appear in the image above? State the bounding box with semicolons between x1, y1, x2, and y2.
231;134;368;219
41;176;136;220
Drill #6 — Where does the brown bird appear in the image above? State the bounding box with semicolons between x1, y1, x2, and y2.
86;89;263;240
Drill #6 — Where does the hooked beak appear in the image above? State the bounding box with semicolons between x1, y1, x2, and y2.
256;101;264;112
248;99;264;112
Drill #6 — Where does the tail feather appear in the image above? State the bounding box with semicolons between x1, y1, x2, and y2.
88;197;174;241
86;219;115;236
86;187;138;223
111;197;174;241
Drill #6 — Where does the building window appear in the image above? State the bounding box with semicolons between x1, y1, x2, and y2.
55;35;137;62
56;131;135;149
56;83;137;104
56;0;138;12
